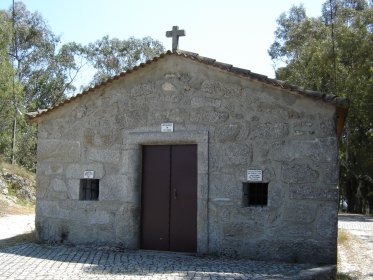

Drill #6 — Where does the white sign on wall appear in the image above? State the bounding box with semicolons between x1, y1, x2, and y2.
83;170;95;179
161;123;174;132
247;169;262;182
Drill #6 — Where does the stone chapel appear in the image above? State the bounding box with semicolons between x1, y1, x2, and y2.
28;27;348;265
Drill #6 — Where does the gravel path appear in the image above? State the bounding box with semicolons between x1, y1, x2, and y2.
338;213;373;279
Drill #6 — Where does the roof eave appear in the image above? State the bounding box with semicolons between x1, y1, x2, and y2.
27;49;349;122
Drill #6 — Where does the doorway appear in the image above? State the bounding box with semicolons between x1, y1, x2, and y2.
141;144;197;252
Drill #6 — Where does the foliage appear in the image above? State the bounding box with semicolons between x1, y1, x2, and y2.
0;2;83;170
0;1;164;171
8;2;86;110
269;0;373;213
0;10;19;164
85;35;164;84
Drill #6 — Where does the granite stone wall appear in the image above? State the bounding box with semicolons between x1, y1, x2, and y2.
35;55;339;264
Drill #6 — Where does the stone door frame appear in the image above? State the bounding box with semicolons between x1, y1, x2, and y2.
123;130;209;255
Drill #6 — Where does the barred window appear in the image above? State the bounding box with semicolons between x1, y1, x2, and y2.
80;179;99;201
243;182;268;207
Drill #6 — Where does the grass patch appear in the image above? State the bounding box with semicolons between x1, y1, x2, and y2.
14;196;34;207
0;159;35;215
0;196;35;216
337;229;350;265
338;229;350;246
0;199;8;215
0;159;35;181
6;184;35;208
0;230;36;249
337;229;356;279
336;273;354;280
6;185;17;196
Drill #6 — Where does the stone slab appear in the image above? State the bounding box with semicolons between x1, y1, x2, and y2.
282;162;319;183
289;184;338;201
87;148;121;164
37;140;80;162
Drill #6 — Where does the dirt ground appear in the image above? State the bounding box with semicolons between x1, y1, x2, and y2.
0;214;35;240
338;214;373;279
0;195;34;217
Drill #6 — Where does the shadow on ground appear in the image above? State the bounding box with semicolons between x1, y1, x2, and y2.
337;273;355;279
338;214;373;223
0;231;36;249
0;241;336;279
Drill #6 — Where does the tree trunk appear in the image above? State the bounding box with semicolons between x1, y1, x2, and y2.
11;116;16;165
346;176;357;213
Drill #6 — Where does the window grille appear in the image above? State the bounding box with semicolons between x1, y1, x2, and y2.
80;179;99;201
243;182;268;206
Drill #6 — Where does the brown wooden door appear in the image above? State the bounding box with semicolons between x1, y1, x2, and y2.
141;145;197;252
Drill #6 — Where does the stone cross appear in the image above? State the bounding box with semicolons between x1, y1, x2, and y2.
166;26;185;51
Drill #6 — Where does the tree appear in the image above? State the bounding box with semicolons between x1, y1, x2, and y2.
85;35;164;84
0;2;85;169
269;0;373;213
9;2;85;110
0;2;165;171
0;10;15;160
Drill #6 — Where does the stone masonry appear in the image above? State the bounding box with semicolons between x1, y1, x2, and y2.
30;51;346;265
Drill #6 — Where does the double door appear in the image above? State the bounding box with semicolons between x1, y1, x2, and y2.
141;144;197;252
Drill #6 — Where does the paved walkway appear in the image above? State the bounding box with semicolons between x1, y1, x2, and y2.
0;243;335;280
338;213;373;279
0;214;334;280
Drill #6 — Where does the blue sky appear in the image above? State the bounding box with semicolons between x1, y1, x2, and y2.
0;0;327;90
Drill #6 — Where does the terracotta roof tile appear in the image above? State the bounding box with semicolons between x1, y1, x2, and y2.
27;50;349;122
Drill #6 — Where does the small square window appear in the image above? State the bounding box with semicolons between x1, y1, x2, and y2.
80;179;99;201
243;182;268;207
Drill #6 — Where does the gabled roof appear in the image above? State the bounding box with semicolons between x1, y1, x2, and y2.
27;50;348;124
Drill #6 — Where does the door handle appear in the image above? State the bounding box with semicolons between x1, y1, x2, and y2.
173;188;177;199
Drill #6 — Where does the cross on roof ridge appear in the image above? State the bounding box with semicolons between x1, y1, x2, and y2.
166;26;185;52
